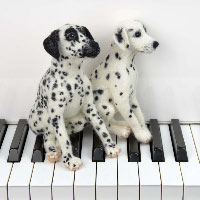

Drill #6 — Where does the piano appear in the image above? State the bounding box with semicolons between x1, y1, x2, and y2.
0;118;200;200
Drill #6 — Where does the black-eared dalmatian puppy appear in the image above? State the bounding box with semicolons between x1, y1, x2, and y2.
28;24;121;171
91;20;159;143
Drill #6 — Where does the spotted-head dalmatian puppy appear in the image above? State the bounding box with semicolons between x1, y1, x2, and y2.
28;24;121;171
91;20;159;143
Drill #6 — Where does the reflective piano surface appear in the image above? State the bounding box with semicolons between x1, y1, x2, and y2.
0;118;200;200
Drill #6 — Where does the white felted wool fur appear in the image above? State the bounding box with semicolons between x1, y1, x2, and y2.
91;20;159;143
28;24;121;171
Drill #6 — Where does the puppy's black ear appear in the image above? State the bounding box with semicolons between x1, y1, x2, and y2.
83;26;94;40
43;30;60;61
113;27;130;51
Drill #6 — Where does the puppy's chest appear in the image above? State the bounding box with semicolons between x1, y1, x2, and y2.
49;72;86;97
62;75;88;115
117;65;137;96
65;75;86;102
117;66;137;84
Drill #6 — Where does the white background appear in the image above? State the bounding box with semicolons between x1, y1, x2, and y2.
0;0;200;123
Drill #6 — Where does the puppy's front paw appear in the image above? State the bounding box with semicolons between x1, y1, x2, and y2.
134;127;152;144
46;152;61;163
64;156;83;171
105;144;121;158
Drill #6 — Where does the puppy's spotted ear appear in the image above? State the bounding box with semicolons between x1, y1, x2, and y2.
113;27;129;51
43;30;60;61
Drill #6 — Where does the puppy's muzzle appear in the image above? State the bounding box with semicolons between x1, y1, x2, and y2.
82;41;100;58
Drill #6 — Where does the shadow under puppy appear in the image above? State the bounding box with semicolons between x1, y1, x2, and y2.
28;24;121;171
91;20;159;143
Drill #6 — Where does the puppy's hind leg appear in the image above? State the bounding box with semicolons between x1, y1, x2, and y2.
111;91;152;143
108;124;131;138
110;119;130;127
95;101;131;138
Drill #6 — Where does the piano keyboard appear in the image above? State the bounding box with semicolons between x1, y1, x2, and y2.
0;119;200;200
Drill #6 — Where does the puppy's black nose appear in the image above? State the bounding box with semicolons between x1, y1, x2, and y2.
153;41;159;49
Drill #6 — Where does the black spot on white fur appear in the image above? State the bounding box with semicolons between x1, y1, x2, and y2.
115;72;121;79
115;28;123;43
106;74;110;80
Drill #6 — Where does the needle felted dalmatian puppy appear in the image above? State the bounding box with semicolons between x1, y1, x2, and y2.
28;24;121;171
91;20;159;143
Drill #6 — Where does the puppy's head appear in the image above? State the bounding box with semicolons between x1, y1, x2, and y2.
113;20;159;53
43;24;100;61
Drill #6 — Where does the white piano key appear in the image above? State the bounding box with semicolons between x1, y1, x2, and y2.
30;154;55;200
117;137;139;200
139;142;161;200
8;129;36;200
0;125;15;200
190;125;200;162
74;126;96;200
179;125;200;200
52;162;74;200
159;125;183;200
96;135;117;200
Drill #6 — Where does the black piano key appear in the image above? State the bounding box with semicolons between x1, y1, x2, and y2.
127;134;140;162
31;135;45;162
170;119;188;162
92;131;105;162
70;131;83;158
0;119;8;149
7;119;29;162
149;119;165;162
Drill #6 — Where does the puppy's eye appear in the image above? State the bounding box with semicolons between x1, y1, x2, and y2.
67;33;76;40
135;31;141;38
